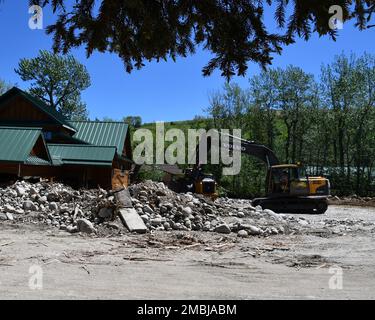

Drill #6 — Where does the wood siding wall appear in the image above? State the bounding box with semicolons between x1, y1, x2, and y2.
0;96;50;122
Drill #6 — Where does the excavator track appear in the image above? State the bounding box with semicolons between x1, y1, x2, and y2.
252;196;328;214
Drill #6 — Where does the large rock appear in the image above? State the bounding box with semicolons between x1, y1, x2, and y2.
202;221;211;231
140;214;149;223
182;206;192;217
298;219;309;226
6;189;17;197
67;225;78;233
77;219;97;234
237;230;248;238
138;190;148;198
98;207;113;218
156;189;166;196
15;186;26;197
73;206;83;219
150;218;163;226
160;206;168;214
163;202;173;210
237;211;245;218
47;192;60;202
37;196;47;204
246;225;262;235
184;219;192;229
5;212;14;220
24;201;37;211
4;204;15;213
143;205;154;214
214;223;231;234
49;202;58;211
14;208;24;215
29;187;38;195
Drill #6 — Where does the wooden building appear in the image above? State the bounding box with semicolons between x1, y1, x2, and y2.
0;87;133;189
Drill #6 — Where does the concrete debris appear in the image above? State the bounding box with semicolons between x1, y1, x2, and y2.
118;208;147;234
214;224;231;234
5;212;14;221
76;218;97;234
244;225;262;236
0;180;117;234
128;180;308;236
1;179;374;237
98;207;113;219
328;195;375;207
237;230;248;238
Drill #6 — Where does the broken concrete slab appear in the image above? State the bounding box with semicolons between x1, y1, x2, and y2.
118;208;147;234
115;189;133;208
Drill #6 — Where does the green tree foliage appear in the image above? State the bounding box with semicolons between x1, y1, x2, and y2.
320;53;375;194
123;116;142;128
101;116;116;122
207;83;250;132
249;69;281;150
33;1;374;79
206;83;267;197
0;79;12;95
276;66;317;163
15;50;90;120
205;53;375;197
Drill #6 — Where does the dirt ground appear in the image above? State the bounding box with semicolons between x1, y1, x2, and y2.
0;205;374;300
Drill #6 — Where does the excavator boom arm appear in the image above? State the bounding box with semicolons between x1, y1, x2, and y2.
196;131;280;168
225;138;280;167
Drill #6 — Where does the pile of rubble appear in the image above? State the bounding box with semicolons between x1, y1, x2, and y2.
5;179;371;238
0;180;117;234
328;195;375;207
129;180;307;237
0;179;315;237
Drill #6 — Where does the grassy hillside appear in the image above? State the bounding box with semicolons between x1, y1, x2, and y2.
131;117;275;198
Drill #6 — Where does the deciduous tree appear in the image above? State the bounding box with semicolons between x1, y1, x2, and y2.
15;50;90;120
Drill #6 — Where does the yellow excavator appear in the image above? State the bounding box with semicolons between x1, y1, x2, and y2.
160;132;330;214
131;131;330;214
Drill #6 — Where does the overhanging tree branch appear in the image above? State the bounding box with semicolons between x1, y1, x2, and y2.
30;0;373;79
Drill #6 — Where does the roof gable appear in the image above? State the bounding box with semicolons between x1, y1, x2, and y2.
0;87;76;133
0;127;50;163
70;121;129;155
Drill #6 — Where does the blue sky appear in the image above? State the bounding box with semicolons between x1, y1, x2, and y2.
0;2;373;123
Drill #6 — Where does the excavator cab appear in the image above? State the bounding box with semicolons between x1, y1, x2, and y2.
267;164;330;197
256;163;330;214
267;164;307;195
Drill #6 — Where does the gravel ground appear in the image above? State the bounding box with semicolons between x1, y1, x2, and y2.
0;204;374;300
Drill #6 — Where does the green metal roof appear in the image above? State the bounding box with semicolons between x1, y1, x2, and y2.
25;155;51;166
0;127;43;162
0;87;76;133
47;144;116;166
70;121;129;155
